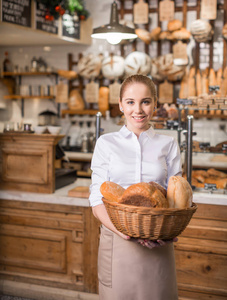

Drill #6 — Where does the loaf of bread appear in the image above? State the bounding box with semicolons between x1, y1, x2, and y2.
100;181;125;202
167;176;193;209
78;54;103;79
101;55;125;80
125;51;151;76
120;182;168;208
149;181;167;197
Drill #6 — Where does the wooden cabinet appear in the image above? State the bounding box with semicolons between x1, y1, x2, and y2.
0;199;100;294
175;202;227;300
0;133;64;193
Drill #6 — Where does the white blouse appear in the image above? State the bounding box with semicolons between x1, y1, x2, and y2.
89;125;182;207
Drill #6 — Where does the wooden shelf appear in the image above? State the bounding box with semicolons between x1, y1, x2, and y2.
61;109;105;117
4;95;55;100
181;112;227;119
2;71;57;77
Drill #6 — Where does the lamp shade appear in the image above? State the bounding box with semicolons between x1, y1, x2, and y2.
91;1;137;44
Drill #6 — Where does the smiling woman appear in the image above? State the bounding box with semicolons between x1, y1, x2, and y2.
119;74;157;137
89;74;182;300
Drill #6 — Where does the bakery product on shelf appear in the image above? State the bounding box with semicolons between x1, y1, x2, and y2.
77;54;103;79
101;55;125;80
125;51;151;76
222;23;227;40
120;182;168;208
167;176;193;209
150;27;161;41
190;19;213;42
171;28;191;40
135;28;152;44
100;181;125;203
167;19;182;32
207;168;227;178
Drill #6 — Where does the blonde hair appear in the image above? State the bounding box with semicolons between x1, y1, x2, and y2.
120;74;157;102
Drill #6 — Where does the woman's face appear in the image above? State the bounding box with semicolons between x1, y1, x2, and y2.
120;82;156;137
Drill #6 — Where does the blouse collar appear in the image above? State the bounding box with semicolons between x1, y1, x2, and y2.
119;125;156;139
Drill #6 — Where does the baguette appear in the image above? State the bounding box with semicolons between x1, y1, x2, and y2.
167;176;193;209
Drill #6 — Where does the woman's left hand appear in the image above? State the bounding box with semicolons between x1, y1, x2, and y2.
134;237;178;249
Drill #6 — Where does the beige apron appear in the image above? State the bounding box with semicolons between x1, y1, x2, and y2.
98;225;178;300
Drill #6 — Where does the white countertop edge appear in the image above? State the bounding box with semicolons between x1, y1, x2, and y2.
193;192;227;205
0;179;91;207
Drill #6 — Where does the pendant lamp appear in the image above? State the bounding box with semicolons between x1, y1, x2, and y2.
91;1;137;45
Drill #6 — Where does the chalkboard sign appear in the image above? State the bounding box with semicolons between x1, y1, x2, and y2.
35;2;58;34
1;0;31;27
62;14;80;39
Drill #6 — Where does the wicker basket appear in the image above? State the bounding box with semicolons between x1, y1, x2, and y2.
103;198;197;240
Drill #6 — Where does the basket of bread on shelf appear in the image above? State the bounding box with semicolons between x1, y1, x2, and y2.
100;176;197;240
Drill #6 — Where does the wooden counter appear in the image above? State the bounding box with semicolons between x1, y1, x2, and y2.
0;184;226;299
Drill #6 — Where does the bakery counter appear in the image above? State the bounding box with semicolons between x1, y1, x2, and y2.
0;178;100;299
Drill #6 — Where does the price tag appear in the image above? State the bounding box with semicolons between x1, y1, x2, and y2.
173;41;188;65
109;81;121;104
159;0;174;22
133;0;149;24
55;82;68;103
201;0;217;20
85;81;99;103
159;80;173;104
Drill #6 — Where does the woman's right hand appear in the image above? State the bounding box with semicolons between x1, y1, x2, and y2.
134;237;178;249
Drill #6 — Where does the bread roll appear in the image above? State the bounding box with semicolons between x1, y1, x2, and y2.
171;28;191;40
167;176;193;209
120;182;168;208
100;181;125;202
135;28;152;44
167;19;182;32
207;168;227;178
57;70;77;80
150;27;161;41
149;181;167;197
204;177;227;189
